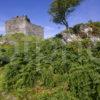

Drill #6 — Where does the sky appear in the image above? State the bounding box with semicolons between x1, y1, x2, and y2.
0;0;100;38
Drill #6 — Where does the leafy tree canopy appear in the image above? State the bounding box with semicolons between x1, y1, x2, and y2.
49;0;82;29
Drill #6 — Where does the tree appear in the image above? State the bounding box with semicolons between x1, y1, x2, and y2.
49;0;82;29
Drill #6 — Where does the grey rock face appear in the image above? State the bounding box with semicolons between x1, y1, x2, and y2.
5;16;44;38
60;25;100;43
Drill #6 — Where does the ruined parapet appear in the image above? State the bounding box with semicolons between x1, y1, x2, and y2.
5;16;44;38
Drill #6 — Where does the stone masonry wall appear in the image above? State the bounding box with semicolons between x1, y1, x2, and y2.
5;16;44;38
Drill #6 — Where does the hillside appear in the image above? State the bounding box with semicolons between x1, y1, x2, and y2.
0;22;100;100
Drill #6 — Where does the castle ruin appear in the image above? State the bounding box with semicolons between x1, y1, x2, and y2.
5;16;44;38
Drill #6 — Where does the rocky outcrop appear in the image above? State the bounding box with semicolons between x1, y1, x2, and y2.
60;24;100;43
61;32;81;43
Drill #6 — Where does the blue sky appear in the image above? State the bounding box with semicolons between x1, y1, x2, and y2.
0;0;100;38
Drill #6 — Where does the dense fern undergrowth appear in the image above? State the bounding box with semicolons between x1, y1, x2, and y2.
0;33;100;100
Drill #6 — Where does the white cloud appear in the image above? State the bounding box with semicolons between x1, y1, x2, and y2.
0;21;5;34
0;25;5;33
44;26;65;39
0;16;7;34
0;25;5;34
44;26;55;38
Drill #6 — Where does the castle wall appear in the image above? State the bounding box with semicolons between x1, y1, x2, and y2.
5;16;44;38
25;21;44;37
5;16;26;34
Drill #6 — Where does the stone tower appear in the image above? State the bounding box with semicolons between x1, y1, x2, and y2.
5;16;44;38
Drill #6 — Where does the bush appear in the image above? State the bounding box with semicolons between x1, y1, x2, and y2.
4;52;41;90
68;66;100;100
1;33;100;99
0;56;10;67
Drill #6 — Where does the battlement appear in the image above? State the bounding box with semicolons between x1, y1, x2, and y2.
5;16;44;38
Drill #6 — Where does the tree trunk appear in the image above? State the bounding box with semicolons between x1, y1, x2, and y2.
62;20;69;30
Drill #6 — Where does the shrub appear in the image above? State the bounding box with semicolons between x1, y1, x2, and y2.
68;66;100;100
0;56;10;67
